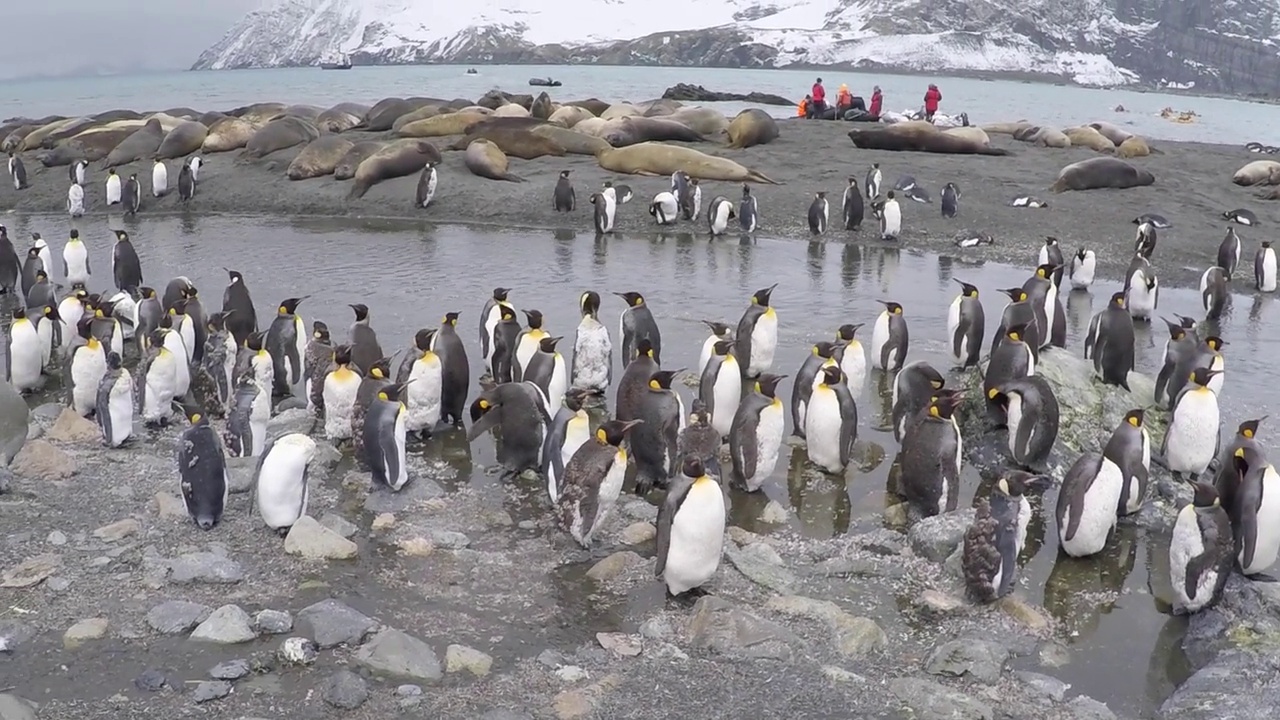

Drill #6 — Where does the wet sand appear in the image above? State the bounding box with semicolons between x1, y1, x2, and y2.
2;117;1271;290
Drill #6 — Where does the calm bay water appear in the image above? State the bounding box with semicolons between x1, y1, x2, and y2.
1;64;1275;144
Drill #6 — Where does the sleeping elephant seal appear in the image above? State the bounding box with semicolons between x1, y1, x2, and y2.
276;104;323;122
242;116;320;159
362;98;432;132
981;121;1034;136
390;105;449;133
1088;121;1134;146
639;98;682;117
349;140;442;199
529;125;610;156
333;141;385;181
397;112;490;139
492;103;531;118
464;139;524;182
1032;127;1071;148
726;109;778;149
40;117;99;148
230;102;287;128
156;120;209;159
548;105;594;129
316;103;369;134
566;98;610;117
1050;156;1154;192
202;117;256;153
1115;136;1152;158
603;117;704;147
448;127;564;160
594;142;778;184
530;92;554;121
848;123;1013;156
58;124;150;163
943;126;990;146
601;103;642;120
23;118;85;151
1063;126;1115;153
287;135;356;180
2;125;38;153
198;111;227;127
569;117;609;138
102;118;165;167
1233;160;1280;186
1012;125;1042;142
1258;186;1280;200
461;117;547;135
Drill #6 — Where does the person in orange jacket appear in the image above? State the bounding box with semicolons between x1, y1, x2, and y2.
836;84;852;114
797;95;811;118
924;83;942;122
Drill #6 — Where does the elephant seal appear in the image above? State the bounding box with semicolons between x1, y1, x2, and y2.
1088;121;1134;146
1116;136;1151;158
92;109;142;123
594;142;778;184
530;92;553;120
638;98;682;117
981;121;1033;136
463;139;524;182
202;117;256;153
362;98;433;132
448;127;564;160
348;140;441;199
40;117;100;147
21;118;84;151
316;103;369;134
725;109;778;149
848;123;1013;156
1050;156;1154;192
476;91;533;111
943;126;990;145
333;141;385;181
156;120;209;159
668;107;730;138
1012;125;1041;142
242;116;319;159
566;98;610;117
2;125;38;153
1032;127;1071;148
38;127;136;166
571;117;609;138
397;112;490;139
276;104;323;122
390;105;449;132
529;125;611;156
548;105;594;129
198;111;227;127
1259;187;1280;200
229;102;287;128
1233;160;1280;186
461;117;547;135
102;118;165;167
287;135;355;180
601;103;642;120
492;103;531;118
160;107;202;120
1063;126;1115;153
603;117;704;147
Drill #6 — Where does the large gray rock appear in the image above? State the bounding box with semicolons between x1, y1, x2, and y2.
889;677;993;720
908;510;976;562
353;628;443;681
925;638;1010;684
0;693;37;720
189;605;256;644
1158;650;1280;719
724;541;797;593
1182;574;1280;670
0;381;30;467
168;552;244;584
146;601;213;635
687;596;803;661
296;599;376;648
322;669;368;709
268;408;315;436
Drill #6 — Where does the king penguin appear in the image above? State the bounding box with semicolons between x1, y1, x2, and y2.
1217;227;1241;280
267;296;308;397
993;376;1059;472
706;195;734;236
1257;240;1278;292
879;191;902;240
947;279;985;370
0;227;16;297
489;305;522;384
123;173;140;215
415;162;437;208
225;373;270;458
221;269;257;347
20;243;44;299
734;284;778;379
542;387;593;504
105;168;121;205
512;309;550;382
842;176;863;231
1107;409;1152;516
136;329;178;426
6;307;43;394
352;357;392;462
615;291;661;365
553;169;575;211
962;470;1043;602
649;191;679;225
557;418;643;548
62;229;90;286
468;381;554;476
632;369;687;494
699;339;741;439
1162;367;1221;481
111;230;142;293
807;191;829;235
95;351;134;447
1125;255;1160;321
739;184;759;233
205;311;239;416
1038;237;1065;287
655;455;727;596
322;344;361;441
898;390;964;518
1055;450;1124;558
865;163;881;199
1155;316;1199;408
870;300;909;372
178;163;195;202
729;372;787;493
940;182;960;218
1134;220;1157;258
805;365;858;474
364;380;414;492
1069;247;1096;290
616;337;658;423
65;314;107;416
432;312;470;427
991;287;1040;361
522;335;568;414
891;360;945;442
70;159;87;187
1227;445;1280;577
160;311;192;400
697;321;733;378
1199;266;1228;319
791;340;840;438
1214;418;1262;522
479;286;513;366
254;433;318;536
590;191;616;234
1021;262;1062;350
151;159;168;197
348;303;383;376
571;291;612;395
1169;481;1234;614
1087;291;1135;389
177;404;228;530
402;328;443;438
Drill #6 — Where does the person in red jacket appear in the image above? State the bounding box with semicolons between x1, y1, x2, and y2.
811;78;827;115
923;83;942;121
869;86;883;118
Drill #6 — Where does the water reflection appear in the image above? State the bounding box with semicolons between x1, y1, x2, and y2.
786;446;852;537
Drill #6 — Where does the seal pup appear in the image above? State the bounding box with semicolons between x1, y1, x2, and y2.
571;291;612;395
1169;481;1234;615
557;418;643;547
1217;228;1242;279
649;191;678;225
254;433;318;535
1199;266;1228;319
865;162;881;198
553;169;575;211
655;455;726;597
729;372;787;492
1068;248;1096;290
870;300;908;372
940;182;960;218
897;390;964;518
739;185;759;232
962;471;1043;603
1258;240;1278;292
1223;208;1259;226
178;404;229;530
879;191;902;240
706;195;734;236
842;176;863;231
415;162;437;208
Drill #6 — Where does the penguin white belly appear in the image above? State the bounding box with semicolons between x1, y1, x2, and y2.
67;185;84;216
571;319;611;392
1015;495;1031;555
163;333;192;397
1006;393;1026;459
256;450;310;530
804;388;844;473
405;356;443;432
1169;505;1215;611
546;355;568;411
152;164;167;196
1060;457;1123;557
142;355;177;421
711;360;742;438
592;454;628;537
381;409;410;490
951;419;963;498
840;341;867;398
515;331;546;379
698;335;719;377
58;300;84;341
106;176;121;204
1242;468;1280;575
482;304;504;363
251;354;275;393
1262;250;1278;292
64;245;89;284
105;375;134;447
1128;280;1157;319
36;318;54;368
709;205;730;235
797;360;832;429
110;294;138;341
290;315;307;386
561;416;592;469
1070;258;1095;289
746;400;785;491
220;338;237;404
1208;356;1225;395
747;310;778;376
1166;391;1219;475
322;372;360;439
946;297;963;364
870;313;891;370
882;203;901;237
248;385;271;456
663;479;727;595
70;347;107;416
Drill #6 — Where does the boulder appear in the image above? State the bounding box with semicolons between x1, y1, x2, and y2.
0;381;29;466
687;596;803;661
661;83;792;107
353;628;443;681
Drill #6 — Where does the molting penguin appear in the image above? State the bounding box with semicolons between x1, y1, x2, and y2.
401;328;443;437
553;169;575;212
734;283;778;379
177;404;228;530
1056;450;1124;558
1256;240;1277;292
67;182;85;217
1108;409;1152;516
322;344;361;440
205;312;239;416
221;269;257;347
632;369;687;494
95;351;134;448
1169;481;1234;614
479;286;513;366
699;339;741;438
1228;445;1280;577
111;230;143;293
571;291;612;395
678;399;723;477
615;337;658;423
66;315;107;415
897;390;964;518
1038;237;1065;288
805;365;858;475
136;329;178;426
237;331;275;399
615;290;661;366
1199;266;1228;319
105;168;121;205
891;360;945;442
123;173;140;215
266;296;308;397
254;433;318;535
940;182;960;218
1162;367;1222;481
415;162;437;208
225;374;270;458
468;381;554;475
151;159;168;197
178;163;195;202
1217;228;1242;279
947;279;985;369
364;380;414;491
557;418;643;548
880;191;902;240
1068;247;1096;290
303;320;332;412
62;229;90;285
348;303;383;376
1086;291;1135;389
730;373;787;493
512;309;549;383
697;321;733;378
1124;255;1159;321
707;195;734;236
836;323;867;399
870;300;909;372
842;176;863;231
589;191;616;234
992;376;1059;472
649;191;678;225
1134;221;1157;259
807;192;829;235
6;307;43;394
542;387;593;504
489;305;522;384
865;162;881;199
962;470;1043;603
432;312;470;426
523;335;568;414
791;340;840;438
655;454;727;596
738;184;759;232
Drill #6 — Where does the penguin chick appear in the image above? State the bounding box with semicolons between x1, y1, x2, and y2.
963;470;1044;603
558;418;644;548
677;399;723;478
655;454;727;597
1169;481;1233;615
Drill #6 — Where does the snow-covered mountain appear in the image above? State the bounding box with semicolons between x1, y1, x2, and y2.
191;0;1280;95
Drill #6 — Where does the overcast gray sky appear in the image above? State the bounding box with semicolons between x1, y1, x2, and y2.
0;0;261;80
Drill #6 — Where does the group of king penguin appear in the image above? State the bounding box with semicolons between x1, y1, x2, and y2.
1;208;1277;608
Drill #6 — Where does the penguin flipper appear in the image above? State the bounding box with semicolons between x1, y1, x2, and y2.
1062;454;1104;543
838;388;859;469
466;400;502;443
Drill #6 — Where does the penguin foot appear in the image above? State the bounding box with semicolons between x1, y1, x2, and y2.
1246;573;1280;583
276;527;291;538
